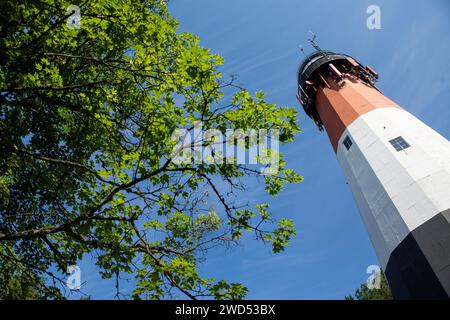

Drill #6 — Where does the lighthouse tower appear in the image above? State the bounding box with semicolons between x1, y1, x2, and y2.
297;49;450;299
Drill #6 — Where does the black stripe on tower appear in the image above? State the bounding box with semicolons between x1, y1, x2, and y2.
385;209;450;299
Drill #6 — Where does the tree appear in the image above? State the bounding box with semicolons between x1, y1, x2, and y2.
0;274;41;300
0;244;62;299
0;0;301;299
345;271;393;300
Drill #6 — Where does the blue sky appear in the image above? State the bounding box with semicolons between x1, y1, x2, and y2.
74;0;450;299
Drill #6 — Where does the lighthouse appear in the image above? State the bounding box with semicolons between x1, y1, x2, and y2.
297;48;450;299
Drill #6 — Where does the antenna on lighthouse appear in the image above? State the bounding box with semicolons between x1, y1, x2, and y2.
308;31;322;52
299;45;307;58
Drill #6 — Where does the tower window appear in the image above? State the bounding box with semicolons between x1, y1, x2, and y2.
389;136;410;152
343;135;353;150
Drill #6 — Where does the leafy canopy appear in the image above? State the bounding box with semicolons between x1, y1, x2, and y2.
345;271;393;300
0;0;302;299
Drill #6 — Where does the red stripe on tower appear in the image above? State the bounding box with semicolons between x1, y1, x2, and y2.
315;75;400;152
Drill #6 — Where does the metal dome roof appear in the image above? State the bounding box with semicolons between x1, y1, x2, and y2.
297;51;348;89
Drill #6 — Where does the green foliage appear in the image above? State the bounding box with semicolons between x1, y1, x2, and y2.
0;0;302;299
210;280;248;300
0;276;40;300
0;245;61;299
345;271;393;300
